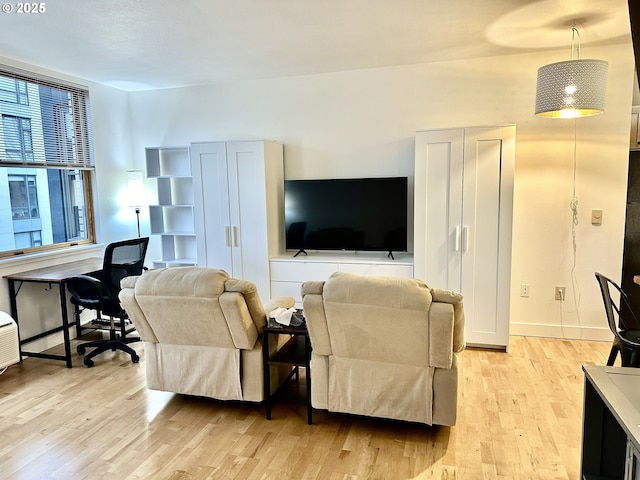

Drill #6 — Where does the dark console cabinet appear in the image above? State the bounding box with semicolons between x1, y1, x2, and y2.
621;150;640;326
582;366;640;480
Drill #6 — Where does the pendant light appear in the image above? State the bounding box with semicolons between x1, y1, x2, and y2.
535;26;608;118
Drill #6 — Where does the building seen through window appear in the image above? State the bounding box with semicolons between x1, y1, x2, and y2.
0;77;28;105
3;115;34;161
0;69;94;255
9;174;39;219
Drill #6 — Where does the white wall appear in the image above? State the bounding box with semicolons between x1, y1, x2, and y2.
89;82;143;243
128;42;635;341
0;39;634;351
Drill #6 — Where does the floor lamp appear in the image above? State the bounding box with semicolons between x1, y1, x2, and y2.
127;170;144;238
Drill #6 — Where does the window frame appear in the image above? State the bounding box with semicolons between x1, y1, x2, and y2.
0;66;96;259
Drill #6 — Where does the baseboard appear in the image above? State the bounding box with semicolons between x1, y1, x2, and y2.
510;322;613;342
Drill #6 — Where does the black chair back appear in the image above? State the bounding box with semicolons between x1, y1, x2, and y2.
102;237;149;301
595;272;640;366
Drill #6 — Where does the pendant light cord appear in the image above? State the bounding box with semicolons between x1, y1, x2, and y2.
571;118;578;227
571;26;581;60
568;117;583;337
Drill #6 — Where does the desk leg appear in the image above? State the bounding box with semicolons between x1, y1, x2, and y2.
7;279;22;362
263;330;271;420
305;335;312;425
58;283;73;368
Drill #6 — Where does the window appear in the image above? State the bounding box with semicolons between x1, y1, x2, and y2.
9;174;38;219
0;78;28;105
3;116;34;161
0;67;95;257
14;231;41;248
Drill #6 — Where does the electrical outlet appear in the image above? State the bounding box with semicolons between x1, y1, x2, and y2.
520;284;530;297
555;286;566;301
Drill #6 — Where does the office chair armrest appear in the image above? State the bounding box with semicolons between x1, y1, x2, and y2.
67;274;106;305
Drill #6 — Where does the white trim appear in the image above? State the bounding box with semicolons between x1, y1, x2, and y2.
510;321;612;342
0;62;89;90
0;243;104;269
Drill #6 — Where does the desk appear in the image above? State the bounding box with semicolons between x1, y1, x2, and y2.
581;365;640;479
4;257;102;368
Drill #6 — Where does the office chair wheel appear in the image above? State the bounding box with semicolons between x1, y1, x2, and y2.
84;357;94;368
77;345;86;355
132;353;140;363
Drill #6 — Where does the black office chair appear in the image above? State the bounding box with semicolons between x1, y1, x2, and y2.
68;237;149;367
595;272;640;367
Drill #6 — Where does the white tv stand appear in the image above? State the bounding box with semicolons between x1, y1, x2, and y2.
269;251;414;304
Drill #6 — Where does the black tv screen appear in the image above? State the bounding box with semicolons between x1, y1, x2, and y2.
284;177;408;254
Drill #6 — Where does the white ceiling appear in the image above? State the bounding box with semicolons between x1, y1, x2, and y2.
0;0;631;91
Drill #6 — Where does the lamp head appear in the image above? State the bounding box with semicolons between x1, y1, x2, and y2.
535;25;608;119
535;59;608;118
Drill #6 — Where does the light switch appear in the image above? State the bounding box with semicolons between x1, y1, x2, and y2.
591;209;603;226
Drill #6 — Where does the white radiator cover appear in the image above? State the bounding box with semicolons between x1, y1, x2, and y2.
0;312;20;370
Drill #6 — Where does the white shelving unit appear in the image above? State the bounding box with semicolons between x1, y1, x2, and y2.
146;146;197;268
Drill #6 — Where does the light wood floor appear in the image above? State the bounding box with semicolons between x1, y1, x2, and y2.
0;335;612;480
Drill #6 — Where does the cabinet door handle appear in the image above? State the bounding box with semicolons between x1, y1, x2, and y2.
454;226;461;252
232;226;239;247
463;226;473;252
225;226;231;247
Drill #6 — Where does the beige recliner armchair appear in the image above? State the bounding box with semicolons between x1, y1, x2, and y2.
119;267;295;402
301;272;465;426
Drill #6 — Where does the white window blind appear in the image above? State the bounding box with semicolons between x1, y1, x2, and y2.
0;67;94;169
0;66;95;256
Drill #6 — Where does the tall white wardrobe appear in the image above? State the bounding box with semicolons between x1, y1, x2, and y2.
414;126;515;349
190;140;284;302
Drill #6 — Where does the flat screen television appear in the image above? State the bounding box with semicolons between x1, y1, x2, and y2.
284;177;408;256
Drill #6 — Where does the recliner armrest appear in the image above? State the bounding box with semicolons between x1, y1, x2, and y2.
301;282;331;356
431;288;465;353
118;278;159;343
219;291;259;349
431;288;462;304
428;302;455;369
224;279;269;330
120;275;139;289
301;281;324;296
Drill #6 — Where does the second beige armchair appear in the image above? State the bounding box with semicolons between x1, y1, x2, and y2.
301;272;465;426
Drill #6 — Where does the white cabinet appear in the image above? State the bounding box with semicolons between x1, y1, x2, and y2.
270;253;414;305
414;126;515;348
146;146;197;268
191;140;284;301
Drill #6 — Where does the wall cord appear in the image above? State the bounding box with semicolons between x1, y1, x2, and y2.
568;118;583;338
